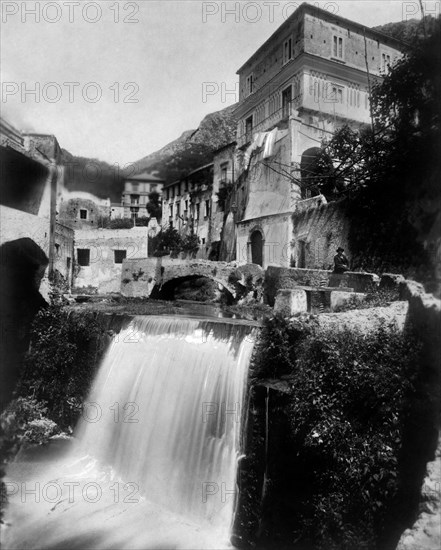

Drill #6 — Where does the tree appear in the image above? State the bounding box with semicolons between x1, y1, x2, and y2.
315;19;441;276
146;191;162;221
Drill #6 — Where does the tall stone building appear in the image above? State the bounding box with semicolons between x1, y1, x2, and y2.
232;2;404;268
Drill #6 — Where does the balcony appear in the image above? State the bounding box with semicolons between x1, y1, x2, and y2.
237;95;301;148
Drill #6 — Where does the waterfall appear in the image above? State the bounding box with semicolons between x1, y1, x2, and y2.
4;315;255;550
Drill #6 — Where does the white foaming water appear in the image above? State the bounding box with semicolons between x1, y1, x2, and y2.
3;316;255;550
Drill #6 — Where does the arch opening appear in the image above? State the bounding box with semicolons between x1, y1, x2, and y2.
151;275;235;305
250;230;263;267
300;147;335;200
0;238;48;405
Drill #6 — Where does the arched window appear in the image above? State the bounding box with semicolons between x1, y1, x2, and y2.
250;230;263;267
300;147;334;200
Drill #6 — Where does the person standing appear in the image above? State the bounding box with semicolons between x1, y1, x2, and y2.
333;247;349;273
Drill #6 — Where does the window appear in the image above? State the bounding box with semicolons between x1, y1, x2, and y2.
283;37;293;64
66;257;71;270
114;250;127;264
332;35;343;59
132;183;139;191
195;203;200;221
205;200;210;218
245;115;253;139
55;243;60;255
130;194;139;206
77;249;90;267
282;85;292;118
245;73;253;96
79;209;88;220
381;52;391;72
151;184;157;192
330;85;343;104
220;162;229;183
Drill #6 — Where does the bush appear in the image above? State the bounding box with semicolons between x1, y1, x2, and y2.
15;305;106;430
248;317;422;549
153;226;183;256
0;397;60;448
181;233;200;255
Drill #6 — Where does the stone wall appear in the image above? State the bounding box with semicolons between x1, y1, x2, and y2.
120;257;264;301
292;198;350;269
265;265;379;305
58;195;111;230
73;228;148;293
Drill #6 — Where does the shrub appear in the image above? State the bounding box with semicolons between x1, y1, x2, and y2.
15;305;106;430
286;323;419;549
248;317;422;549
181;233;200;255
0;397;60;448
153;226;183;256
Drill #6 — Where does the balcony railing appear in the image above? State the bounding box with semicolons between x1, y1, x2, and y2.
237;95;301;148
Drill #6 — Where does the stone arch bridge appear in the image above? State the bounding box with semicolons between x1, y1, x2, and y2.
120;258;264;301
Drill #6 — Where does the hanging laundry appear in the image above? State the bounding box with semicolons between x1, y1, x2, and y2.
256;131;269;148
263;128;278;158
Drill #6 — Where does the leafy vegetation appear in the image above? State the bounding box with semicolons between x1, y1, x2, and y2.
14;305;106;431
311;20;441;278
247;316;425;550
153;227;200;257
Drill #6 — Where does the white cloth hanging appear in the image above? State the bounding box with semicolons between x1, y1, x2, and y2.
263;128;278;159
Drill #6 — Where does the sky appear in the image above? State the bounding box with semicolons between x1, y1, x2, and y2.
1;0;432;165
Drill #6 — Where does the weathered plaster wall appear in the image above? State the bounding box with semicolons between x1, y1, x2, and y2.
54;223;74;286
58;194;111;230
237;213;293;268
0;205;51;258
303;13;402;76
74;228;148;293
242;131;292;220
291;197;350;269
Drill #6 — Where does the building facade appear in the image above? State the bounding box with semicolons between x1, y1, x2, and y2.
162;163;215;258
122;172;164;221
232;3;404;268
57;190;111;229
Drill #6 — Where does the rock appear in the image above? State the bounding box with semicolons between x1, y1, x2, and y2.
317;301;409;334
274;289;307;317
380;273;406;290
330;291;366;311
399;280;426;301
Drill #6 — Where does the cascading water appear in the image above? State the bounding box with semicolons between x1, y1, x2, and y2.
3;315;255;550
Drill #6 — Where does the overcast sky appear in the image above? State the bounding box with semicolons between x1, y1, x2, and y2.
1;0;431;165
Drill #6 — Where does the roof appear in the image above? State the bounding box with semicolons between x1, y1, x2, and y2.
237;2;406;75
126;171;165;183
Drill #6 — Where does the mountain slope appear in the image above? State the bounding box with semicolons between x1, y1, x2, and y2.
61;103;237;200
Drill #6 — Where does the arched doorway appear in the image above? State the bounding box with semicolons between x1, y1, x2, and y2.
250;230;263;267
300;147;334;199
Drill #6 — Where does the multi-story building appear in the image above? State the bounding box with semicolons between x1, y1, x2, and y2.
233;2;404;268
162;163;214;258
121;172;164;221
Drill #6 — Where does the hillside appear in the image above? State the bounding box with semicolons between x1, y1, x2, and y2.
373;15;438;44
61;103;237;201
130;103;238;181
